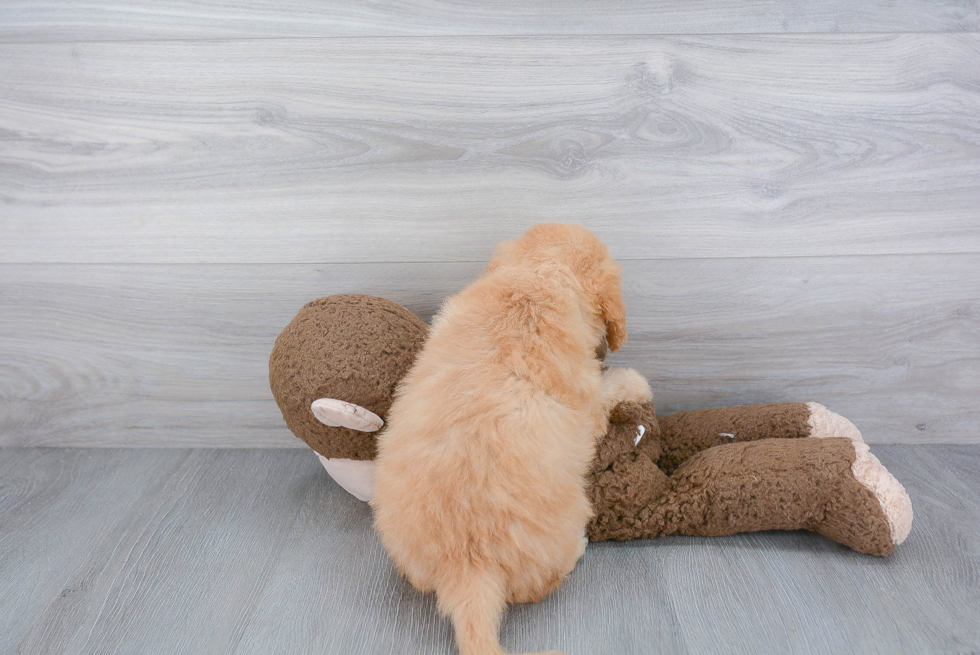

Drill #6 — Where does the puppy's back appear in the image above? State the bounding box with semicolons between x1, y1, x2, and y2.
373;266;597;655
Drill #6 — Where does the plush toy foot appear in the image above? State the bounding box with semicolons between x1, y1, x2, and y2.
853;443;914;545
804;406;913;553
815;440;913;556
806;402;863;443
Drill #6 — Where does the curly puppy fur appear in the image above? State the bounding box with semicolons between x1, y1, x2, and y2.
372;224;651;655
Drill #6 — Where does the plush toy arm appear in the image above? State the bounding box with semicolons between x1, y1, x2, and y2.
657;402;861;475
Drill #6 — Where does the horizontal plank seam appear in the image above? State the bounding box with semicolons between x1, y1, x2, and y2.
0;31;978;46
2;251;979;267
5;444;975;451
5;444;973;451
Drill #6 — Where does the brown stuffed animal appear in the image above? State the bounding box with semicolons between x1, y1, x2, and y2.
269;295;427;500
588;401;910;556
270;294;912;555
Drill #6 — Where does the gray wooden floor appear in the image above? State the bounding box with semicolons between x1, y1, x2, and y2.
1;445;977;655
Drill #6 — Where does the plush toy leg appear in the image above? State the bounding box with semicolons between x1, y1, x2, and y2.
649;437;911;556
657;402;861;475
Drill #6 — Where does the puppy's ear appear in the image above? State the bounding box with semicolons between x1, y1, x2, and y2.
598;260;627;352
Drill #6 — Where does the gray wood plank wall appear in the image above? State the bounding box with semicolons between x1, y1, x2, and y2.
1;3;978;447
1;1;977;40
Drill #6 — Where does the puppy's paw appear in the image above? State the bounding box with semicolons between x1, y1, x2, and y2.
602;367;652;404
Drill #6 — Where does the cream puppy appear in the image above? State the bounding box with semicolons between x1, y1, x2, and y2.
372;224;651;655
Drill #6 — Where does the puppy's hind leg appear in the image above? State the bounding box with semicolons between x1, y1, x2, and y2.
437;565;563;655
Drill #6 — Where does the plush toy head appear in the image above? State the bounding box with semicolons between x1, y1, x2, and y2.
269;294;428;460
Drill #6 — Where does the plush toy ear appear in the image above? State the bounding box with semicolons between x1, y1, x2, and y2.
311;398;384;432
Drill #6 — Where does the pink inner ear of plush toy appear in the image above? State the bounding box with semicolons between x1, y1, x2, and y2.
311;398;384;432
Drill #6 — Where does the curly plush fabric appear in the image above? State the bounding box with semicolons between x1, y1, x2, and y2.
657;402;812;475
654;437;894;555
587;402;897;556
269;295;428;460
587;402;667;542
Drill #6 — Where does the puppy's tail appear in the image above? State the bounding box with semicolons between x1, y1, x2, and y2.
438;564;507;655
437;564;563;655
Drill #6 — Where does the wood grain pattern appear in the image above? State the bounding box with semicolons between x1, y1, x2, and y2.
1;3;975;650
7;449;313;654
0;448;185;652
2;447;977;654
1;35;978;263
0;0;977;42
1;255;976;447
661;444;980;654
853;445;980;652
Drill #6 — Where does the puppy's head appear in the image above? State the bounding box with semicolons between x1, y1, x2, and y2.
487;223;628;352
